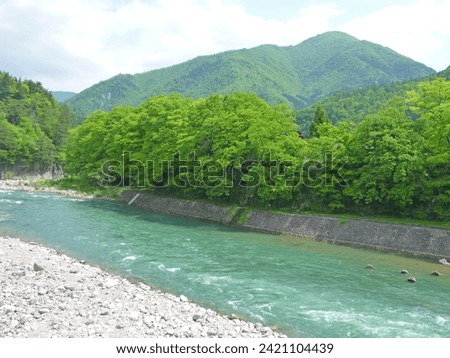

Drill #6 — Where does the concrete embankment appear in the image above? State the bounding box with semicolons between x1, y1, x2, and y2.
119;190;450;260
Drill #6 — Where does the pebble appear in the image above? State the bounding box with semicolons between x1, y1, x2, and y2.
439;258;450;266
2;305;17;314
192;314;203;322
105;279;119;288
143;317;153;328
0;235;286;338
38;289;48;296
115;322;126;329
128;311;141;321
33;263;44;272
0;180;94;199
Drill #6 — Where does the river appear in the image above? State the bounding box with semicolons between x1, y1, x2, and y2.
1;189;449;337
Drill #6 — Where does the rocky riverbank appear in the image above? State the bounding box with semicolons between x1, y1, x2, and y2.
0;236;284;338
0;180;93;199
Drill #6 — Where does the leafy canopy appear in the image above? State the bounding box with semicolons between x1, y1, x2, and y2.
65;77;450;220
0;72;73;174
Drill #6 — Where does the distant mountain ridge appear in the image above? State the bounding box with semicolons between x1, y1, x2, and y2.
52;91;77;103
66;31;435;121
296;65;450;132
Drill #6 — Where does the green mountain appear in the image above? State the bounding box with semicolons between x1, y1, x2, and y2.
296;65;450;132
0;72;73;176
440;65;450;79
52;91;77;103
66;31;435;121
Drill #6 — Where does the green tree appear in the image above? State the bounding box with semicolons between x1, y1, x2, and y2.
344;100;424;213
187;93;302;204
135;95;194;187
299;120;354;210
309;106;331;137
63;83;449;221
65;109;121;183
407;78;450;219
0;115;20;164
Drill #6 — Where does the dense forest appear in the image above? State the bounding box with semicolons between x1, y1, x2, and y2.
66;32;434;122
0;72;73;176
296;66;450;133
65;77;450;220
1;56;448;221
296;81;416;133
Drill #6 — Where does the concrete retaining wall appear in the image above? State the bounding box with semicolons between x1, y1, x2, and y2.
119;190;450;260
243;210;450;259
120;190;232;224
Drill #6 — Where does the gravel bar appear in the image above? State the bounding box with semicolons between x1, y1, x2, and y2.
0;236;285;338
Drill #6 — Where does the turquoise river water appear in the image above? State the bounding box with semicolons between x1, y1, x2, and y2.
1;189;449;337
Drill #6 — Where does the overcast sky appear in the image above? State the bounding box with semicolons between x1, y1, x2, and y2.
0;0;449;92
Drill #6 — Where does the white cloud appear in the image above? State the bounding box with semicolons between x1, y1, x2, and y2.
0;0;342;91
339;0;450;71
0;0;448;92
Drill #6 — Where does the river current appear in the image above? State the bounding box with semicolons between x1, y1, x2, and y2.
1;189;449;337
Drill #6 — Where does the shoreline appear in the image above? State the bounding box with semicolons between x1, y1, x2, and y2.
2;180;450;338
0;179;94;199
2;179;450;261
119;190;450;261
0;236;285;338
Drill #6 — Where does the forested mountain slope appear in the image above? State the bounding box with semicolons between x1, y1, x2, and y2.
296;65;449;132
0;72;73;176
66;32;435;122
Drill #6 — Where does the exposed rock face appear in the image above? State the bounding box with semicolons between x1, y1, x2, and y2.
0;165;63;181
0;236;285;338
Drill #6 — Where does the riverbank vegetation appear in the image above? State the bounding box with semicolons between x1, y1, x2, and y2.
1;69;448;222
65;77;450;221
